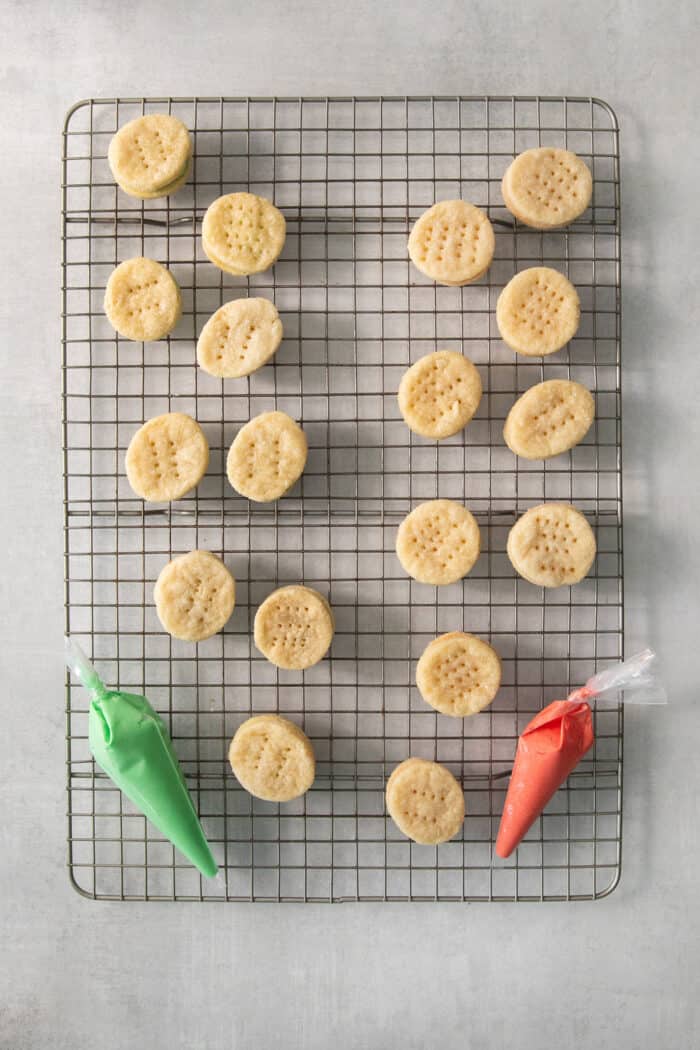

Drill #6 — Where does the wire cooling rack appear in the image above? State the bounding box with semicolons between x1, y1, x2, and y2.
62;96;622;902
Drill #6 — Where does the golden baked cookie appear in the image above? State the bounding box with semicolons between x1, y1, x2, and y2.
501;147;592;229
396;499;480;585
397;350;482;440
226;411;307;503
254;585;334;670
154;550;235;642
228;714;315;802
416;632;501;717
126;158;192;200
197;297;283;379
496;267;580;356
125;412;209;502
104;257;182;342
507;503;596;587
407;200;495;285
503;379;595;459
202;192;286;276
108;114;192;198
386;758;465;845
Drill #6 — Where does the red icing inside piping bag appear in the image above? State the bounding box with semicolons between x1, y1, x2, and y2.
495;700;594;859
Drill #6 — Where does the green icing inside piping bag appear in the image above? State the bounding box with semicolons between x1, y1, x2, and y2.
65;637;217;879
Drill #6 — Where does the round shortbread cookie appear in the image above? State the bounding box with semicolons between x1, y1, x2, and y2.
118;157;192;200
197;297;283;379
407;200;495;285
502;147;592;229
254;585;334;671
108;114;192;198
507;503;596;588
154;550;235;642
496;267;580;357
125;412;209;502
386;758;465;845
228;714;315;802
504;379;595;460
416;632;501;717
398;350;482;440
227;411;307;503
104;257;182;342
202;192;286;276
396;499;480;586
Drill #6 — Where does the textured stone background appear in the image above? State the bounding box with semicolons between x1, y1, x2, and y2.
1;1;698;1046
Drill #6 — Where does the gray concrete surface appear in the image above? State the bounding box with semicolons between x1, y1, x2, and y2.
1;1;699;1047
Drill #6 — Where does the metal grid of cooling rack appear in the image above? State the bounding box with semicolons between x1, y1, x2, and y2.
62;96;622;902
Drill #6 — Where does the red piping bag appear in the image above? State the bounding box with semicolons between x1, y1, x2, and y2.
496;650;666;858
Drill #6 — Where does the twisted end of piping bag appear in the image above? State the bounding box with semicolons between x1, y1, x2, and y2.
566;648;668;706
63;635;218;879
64;636;107;700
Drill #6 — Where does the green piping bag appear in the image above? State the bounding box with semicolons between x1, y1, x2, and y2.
65;636;218;878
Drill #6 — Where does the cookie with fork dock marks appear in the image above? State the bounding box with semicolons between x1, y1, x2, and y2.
254;585;334;670
407;200;495;285
125;412;209;502
104;257;182;342
507;503;596;587
228;714;316;802
504;379;594;459
386;758;465;844
501;147;592;229
398;350;482;440
396;499;480;585
496;267;580;357
154;550;235;642
227;410;307;502
202;192;286;276
124;159;191;200
108;114;192;199
416;632;501;717
197;297;283;379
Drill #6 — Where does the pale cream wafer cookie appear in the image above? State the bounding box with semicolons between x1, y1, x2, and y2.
416;632;501;718
197;297;283;379
120;157;192;200
108;114;192;198
496;267;580;357
504;379;595;460
502;147;592;229
507;503;596;588
396;499;480;586
398;350;482;440
386;758;464;845
254;585;334;671
202;192;286;276
154;550;235;642
125;412;209;502
227;411;307;503
228;714;315;802
407;200;495;285
104;257;182;342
